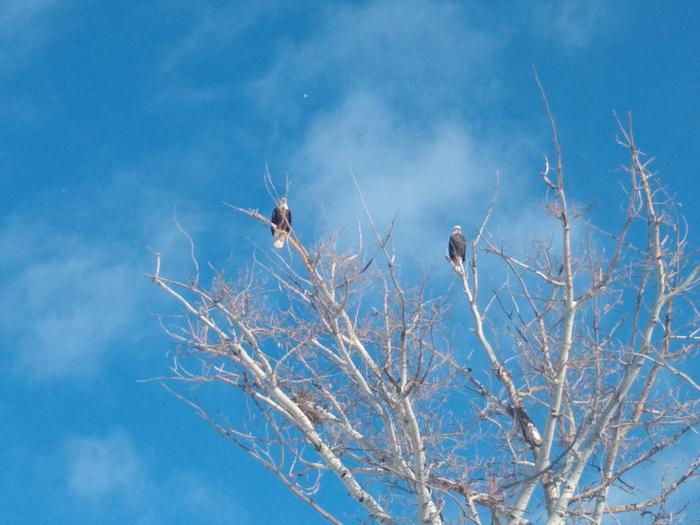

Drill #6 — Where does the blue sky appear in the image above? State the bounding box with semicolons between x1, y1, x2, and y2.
1;1;699;523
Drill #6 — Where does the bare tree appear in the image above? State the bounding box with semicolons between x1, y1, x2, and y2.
150;98;700;524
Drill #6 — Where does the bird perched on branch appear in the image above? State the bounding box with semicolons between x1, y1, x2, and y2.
448;225;466;273
270;197;292;248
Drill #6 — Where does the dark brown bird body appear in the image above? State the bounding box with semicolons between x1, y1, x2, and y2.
271;199;292;248
448;229;466;265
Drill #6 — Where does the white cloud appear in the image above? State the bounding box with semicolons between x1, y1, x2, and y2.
0;152;225;382
0;0;65;66
66;430;146;504
533;0;615;49
286;92;572;276
290;91;510;258
0;0;76;126
0;0;58;36
156;0;265;74
63;429;244;524
0;219;139;380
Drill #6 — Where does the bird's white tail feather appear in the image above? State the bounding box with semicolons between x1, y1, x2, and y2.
273;231;287;248
449;259;464;275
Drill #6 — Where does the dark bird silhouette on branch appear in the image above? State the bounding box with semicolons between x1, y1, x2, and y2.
271;197;292;248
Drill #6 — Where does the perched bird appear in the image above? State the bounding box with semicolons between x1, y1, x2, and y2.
448;225;466;273
270;197;292;248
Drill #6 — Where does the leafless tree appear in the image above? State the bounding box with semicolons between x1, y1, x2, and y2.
150;92;700;524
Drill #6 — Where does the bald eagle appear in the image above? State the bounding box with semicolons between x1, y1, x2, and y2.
271;197;292;248
448;225;466;273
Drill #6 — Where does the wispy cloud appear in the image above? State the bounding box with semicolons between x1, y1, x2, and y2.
156;0;264;74
0;144;227;381
253;0;499;117
0;0;66;66
290;91;514;256
63;429;244;524
0;0;75;126
0;219;139;380
150;0;299;107
533;0;616;49
66;430;146;504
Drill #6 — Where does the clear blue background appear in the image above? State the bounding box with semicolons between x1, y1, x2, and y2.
1;1;698;523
